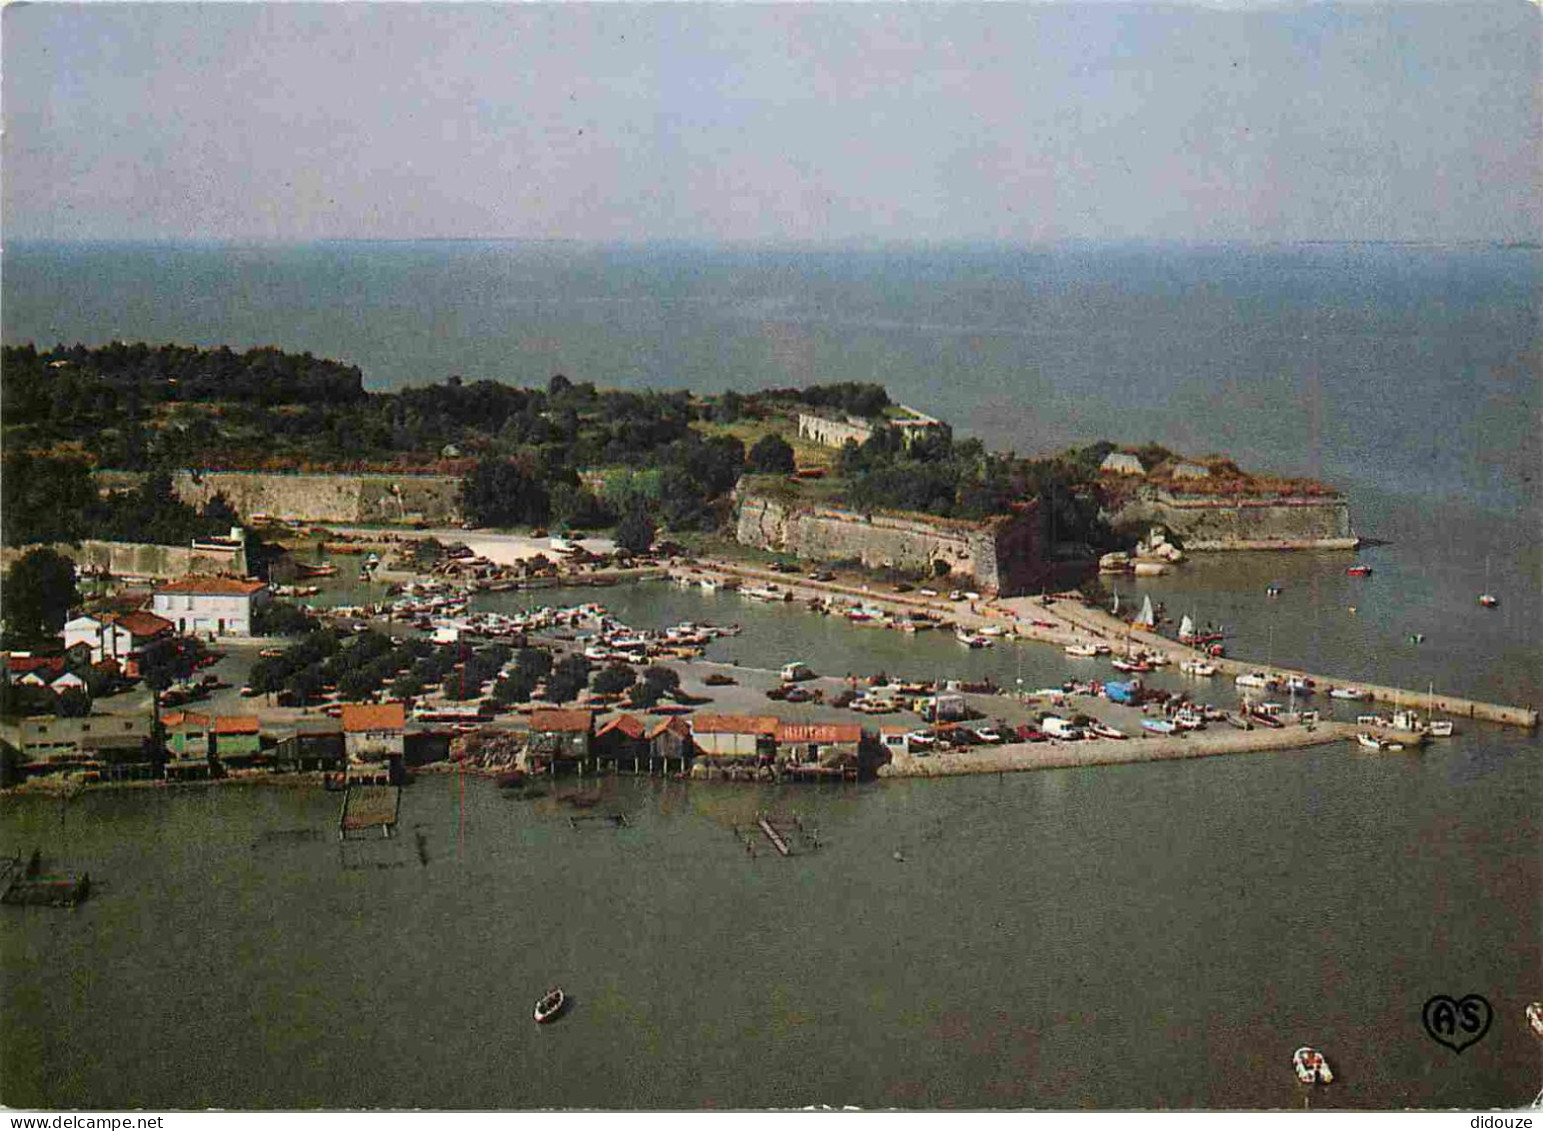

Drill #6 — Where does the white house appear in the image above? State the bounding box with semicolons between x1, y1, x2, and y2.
1100;452;1146;476
63;610;176;673
151;576;270;637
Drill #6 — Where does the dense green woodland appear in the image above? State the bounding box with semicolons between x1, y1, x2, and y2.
2;341;1112;547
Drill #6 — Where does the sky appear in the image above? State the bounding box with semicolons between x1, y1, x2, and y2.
3;1;1539;244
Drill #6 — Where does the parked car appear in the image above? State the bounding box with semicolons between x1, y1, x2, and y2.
783;686;815;704
808;571;836;582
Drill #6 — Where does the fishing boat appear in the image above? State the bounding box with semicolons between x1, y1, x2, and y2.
1292;1047;1333;1085
1110;657;1152;673
534;987;566;1024
1424;685;1454;737
1346;564;1373;577
1356;732;1389;751
1224;711;1255;730
1087;721;1126;740
954;628;992;648
1179;658;1217;676
1172;708;1205;730
1065;642;1101;657
1140;718;1177;735
295;562;338;578
1329;686;1370;701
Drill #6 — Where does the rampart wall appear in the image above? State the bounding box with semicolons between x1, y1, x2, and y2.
0;540;244;580
736;494;1047;596
1108;490;1356;551
95;470;464;525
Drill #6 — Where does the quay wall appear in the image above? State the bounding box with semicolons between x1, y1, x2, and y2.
95;470;465;526
1108;490;1356;551
0;539;243;580
735;494;1049;596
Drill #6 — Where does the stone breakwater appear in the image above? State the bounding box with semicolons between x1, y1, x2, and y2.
880;722;1358;778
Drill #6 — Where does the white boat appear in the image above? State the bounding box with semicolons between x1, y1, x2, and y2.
954;628;992;648
1427;719;1454;738
1140;719;1177;735
1329;687;1370;701
1179;658;1218;676
1087;721;1126;740
1292;1047;1333;1085
1065;642;1101;657
1134;595;1156;629
1527;1001;1543;1038
1234;672;1278;691
1178;614;1194;640
534;987;566;1024
1172;709;1205;730
1356;732;1388;751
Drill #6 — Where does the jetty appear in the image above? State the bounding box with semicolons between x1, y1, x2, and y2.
756;815;793;857
1;850;92;908
678;558;1535;730
1048;601;1538;730
338;784;401;840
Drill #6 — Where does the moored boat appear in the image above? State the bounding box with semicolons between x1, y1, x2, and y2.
1329;686;1370;701
1356;732;1388;751
534;987;566;1023
1065;642;1101;657
1292;1047;1333;1085
1140;718;1177;735
1179;658;1217;677
1527;1001;1543;1038
1346;564;1373;577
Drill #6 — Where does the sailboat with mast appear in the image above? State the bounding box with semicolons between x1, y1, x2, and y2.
1479;555;1499;607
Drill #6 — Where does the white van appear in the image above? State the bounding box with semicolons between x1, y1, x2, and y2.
780;661;816;683
1040;716;1083;740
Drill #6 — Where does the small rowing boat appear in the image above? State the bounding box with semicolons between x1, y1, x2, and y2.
1293;1047;1333;1085
534;987;566;1024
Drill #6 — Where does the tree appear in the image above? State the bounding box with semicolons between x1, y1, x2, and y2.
56;688;92;718
591;662;636;697
627;680;663;709
614;509;656;556
747;433;796;475
544;670;586;704
2;548;80;646
641;665;680;695
514;647;553;683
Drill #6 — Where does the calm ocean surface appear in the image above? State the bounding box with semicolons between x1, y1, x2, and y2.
1;242;1538;1108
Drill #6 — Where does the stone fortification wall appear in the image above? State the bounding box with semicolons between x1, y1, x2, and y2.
95;471;465;525
797;413;874;449
736;494;1046;596
1109;490;1356;550
0;540;243;580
